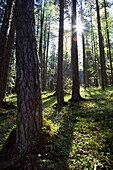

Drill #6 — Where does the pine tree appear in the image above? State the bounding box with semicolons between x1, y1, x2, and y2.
16;0;42;153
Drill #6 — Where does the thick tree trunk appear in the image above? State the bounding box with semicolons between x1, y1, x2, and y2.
71;0;80;101
2;10;16;100
104;0;113;84
57;0;64;106
0;0;14;106
96;0;107;89
16;0;42;153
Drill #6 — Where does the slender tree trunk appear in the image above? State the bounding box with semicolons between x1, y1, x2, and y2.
45;24;50;91
82;33;86;88
57;0;64;106
71;0;80;101
42;19;47;91
36;12;40;46
96;0;107;89
16;0;42;153
93;32;98;87
104;0;113;84
86;37;90;87
50;46;55;91
90;9;96;86
39;9;44;87
2;10;16;99
0;0;14;106
95;35;101;86
86;58;89;87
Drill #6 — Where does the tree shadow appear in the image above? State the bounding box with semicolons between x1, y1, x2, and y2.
46;106;78;169
42;96;57;109
85;88;109;100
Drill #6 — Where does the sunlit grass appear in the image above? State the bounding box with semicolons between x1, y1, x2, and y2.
6;94;17;107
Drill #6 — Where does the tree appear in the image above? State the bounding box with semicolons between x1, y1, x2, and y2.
71;0;80;102
96;0;107;89
0;0;14;106
103;0;113;85
57;0;64;106
45;23;50;91
16;0;42;153
42;18;48;91
82;33;87;88
49;44;56;91
39;8;44;87
2;10;16;100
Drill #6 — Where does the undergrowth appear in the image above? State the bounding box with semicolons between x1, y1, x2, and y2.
0;87;113;169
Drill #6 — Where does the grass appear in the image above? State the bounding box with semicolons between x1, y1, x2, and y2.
0;86;113;169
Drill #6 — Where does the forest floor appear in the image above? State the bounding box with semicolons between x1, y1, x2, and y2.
0;87;113;169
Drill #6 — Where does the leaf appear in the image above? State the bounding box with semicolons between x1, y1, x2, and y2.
84;168;88;170
97;162;103;166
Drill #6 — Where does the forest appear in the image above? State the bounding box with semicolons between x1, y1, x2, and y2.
0;0;113;169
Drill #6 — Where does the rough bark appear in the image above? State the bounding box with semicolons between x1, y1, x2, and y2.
96;0;107;89
104;0;113;84
0;0;14;106
71;0;80;101
16;0;42;153
57;0;64;106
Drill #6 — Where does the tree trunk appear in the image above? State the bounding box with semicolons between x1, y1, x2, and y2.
39;9;44;88
45;24;50;91
86;37;90;88
0;0;14;106
50;45;55;91
57;0;64;106
93;32;98;87
82;33;86;88
90;11;95;86
104;0;113;84
96;0;107;89
36;12;40;47
2;10;16;100
16;0;42;153
71;0;80;101
42;19;47;91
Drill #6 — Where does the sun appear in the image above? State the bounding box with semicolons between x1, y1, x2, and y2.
64;18;87;34
77;22;86;33
72;21;86;35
